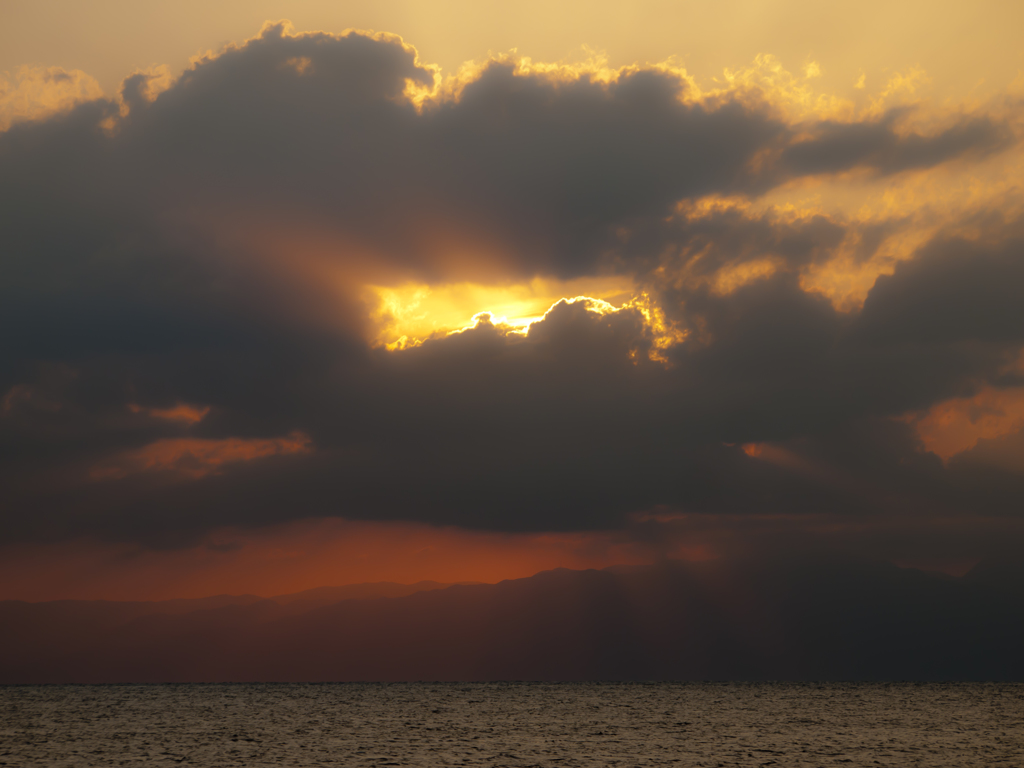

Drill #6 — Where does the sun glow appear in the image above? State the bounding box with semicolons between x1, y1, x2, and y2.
366;276;636;349
360;280;688;364
366;277;689;363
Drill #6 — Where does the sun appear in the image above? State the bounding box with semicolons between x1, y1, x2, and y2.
365;275;637;349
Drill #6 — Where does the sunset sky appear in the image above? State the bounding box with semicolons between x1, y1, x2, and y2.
3;0;1024;601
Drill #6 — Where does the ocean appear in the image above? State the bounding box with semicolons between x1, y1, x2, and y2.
2;682;1022;766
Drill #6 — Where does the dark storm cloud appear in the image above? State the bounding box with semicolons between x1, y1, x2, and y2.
612;203;852;286
3;22;1011;298
855;232;1024;346
7;258;1024;549
2;22;1024;559
107;25;784;279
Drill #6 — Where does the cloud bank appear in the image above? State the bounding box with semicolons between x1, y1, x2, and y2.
2;21;1024;581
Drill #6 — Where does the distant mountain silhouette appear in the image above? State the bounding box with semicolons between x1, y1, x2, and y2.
2;556;1022;683
269;580;479;609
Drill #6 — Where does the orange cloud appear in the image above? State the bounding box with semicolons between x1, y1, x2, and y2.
905;386;1024;460
1;383;61;415
90;431;311;480
128;402;210;424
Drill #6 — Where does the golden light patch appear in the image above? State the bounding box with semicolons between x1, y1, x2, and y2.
0;65;104;130
718;54;855;121
712;259;778;295
670;196;829;299
282;56;314;75
864;67;928;118
685;177;1011;316
904;386;1024;460
91;431;311;481
435;49;682;106
797;260;884;313
434;48;856;124
765;139;1024;312
795;222;935;311
124;65;173;103
621;293;689;362
674;194;755;219
791;205;933;312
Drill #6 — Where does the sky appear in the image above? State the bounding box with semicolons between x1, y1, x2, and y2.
2;1;1024;601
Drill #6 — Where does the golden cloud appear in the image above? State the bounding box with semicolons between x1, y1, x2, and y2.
0;65;103;130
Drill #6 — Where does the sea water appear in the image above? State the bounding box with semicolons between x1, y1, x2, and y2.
2;682;1022;766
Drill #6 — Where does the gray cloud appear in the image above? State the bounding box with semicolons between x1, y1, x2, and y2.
780;109;1011;176
1;23;1023;565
